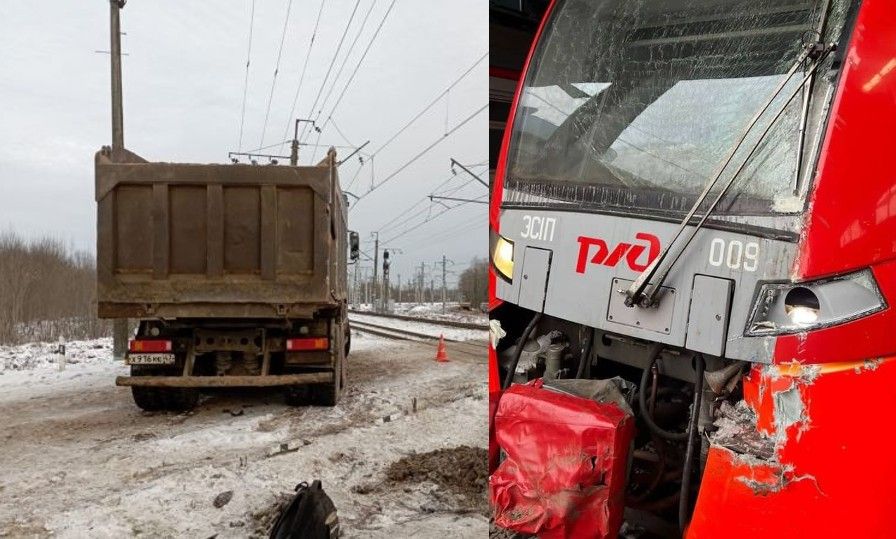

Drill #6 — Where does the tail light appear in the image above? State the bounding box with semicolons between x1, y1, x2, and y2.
129;339;172;352
746;269;886;336
286;337;329;351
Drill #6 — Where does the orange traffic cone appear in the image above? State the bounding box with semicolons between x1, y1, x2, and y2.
435;334;449;362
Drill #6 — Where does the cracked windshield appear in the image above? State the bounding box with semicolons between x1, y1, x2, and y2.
504;0;849;223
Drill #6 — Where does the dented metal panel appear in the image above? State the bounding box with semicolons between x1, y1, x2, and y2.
95;147;346;319
688;356;896;538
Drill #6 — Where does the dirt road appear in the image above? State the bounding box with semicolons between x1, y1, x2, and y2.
0;332;487;538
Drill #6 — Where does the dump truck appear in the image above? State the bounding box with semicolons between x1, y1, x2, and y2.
95;146;358;411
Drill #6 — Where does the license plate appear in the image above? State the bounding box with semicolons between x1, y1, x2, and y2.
126;353;176;365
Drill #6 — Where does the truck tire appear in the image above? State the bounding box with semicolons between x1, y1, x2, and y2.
130;365;200;412
311;349;345;407
285;355;344;407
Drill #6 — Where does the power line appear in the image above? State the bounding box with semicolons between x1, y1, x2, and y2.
329;115;355;146
318;0;398;127
354;103;488;205
313;0;379;135
387;194;486;242
375;164;487;234
278;0;327;154
380;178;486;239
413;213;488;246
259;0;295;148
237;0;257;152
344;159;367;191
382;194;487;244
297;0;363;143
370;52;487;159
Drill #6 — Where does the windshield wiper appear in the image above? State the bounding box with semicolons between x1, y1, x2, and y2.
625;41;836;308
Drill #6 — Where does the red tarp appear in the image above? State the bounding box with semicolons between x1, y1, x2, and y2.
490;379;634;539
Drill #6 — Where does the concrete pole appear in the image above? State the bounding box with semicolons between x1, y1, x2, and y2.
290;120;300;166
418;262;425;305
353;262;359;308
110;1;124;150
383;266;390;313
110;0;129;362
397;274;401;305
441;254;447;314
372;232;379;311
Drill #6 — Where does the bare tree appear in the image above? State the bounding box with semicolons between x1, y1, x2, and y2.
0;231;108;344
458;258;488;306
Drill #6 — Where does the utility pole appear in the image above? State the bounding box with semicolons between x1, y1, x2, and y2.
430;279;435;304
352;262;359;308
371;232;379;311
442;254;447;313
382;250;391;313
397;274;401;305
418;262;425;305
110;0;128;363
290;118;317;165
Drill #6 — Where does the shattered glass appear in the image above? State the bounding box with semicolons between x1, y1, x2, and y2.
504;0;851;228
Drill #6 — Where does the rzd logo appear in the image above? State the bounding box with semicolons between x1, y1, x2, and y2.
575;233;660;273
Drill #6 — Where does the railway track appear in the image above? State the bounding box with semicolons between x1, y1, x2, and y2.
348;319;486;358
347;309;487;330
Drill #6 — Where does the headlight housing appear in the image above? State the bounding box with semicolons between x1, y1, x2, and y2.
490;231;514;282
746;269;886;336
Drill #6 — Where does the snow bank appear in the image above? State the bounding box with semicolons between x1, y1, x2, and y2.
0;338;112;374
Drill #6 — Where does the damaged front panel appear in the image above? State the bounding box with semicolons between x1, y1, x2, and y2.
689;357;896;537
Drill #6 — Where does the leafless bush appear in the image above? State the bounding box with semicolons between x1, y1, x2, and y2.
458;258;488;306
0;231;107;344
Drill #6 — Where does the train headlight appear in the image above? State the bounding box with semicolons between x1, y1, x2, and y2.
746;269;886;336
491;233;514;282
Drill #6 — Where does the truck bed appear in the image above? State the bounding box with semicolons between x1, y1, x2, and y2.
95;147;345;319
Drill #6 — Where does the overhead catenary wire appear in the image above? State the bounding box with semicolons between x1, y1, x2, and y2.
237;0;257;152
392;199;488;244
297;0;363;143
376;165;487;235
317;0;399;129
258;0;295;148
311;0;379;138
369;51;487;160
406;213;487;247
329;115;355;146
382;194;487;244
353;103;488;206
278;0;328;154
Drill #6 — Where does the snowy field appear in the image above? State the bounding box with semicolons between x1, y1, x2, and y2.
0;332;487;538
349;313;487;342
352;302;487;325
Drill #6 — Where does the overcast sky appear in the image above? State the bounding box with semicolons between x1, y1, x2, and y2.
0;0;487;286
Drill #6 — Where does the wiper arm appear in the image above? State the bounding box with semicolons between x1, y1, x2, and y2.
625;42;835;308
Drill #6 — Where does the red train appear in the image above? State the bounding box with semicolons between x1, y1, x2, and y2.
489;0;896;536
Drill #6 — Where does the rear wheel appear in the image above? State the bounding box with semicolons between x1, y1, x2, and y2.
285;348;345;407
129;365;200;412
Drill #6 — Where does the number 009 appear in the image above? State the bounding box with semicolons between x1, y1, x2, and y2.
708;238;759;271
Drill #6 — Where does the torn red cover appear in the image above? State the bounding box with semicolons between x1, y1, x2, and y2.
490;379;634;539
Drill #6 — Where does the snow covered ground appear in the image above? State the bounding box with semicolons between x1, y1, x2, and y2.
349;313;487;342
0;332;487;538
353;302;488;325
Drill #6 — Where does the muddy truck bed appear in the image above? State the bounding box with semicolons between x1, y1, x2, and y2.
95;147;347;319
